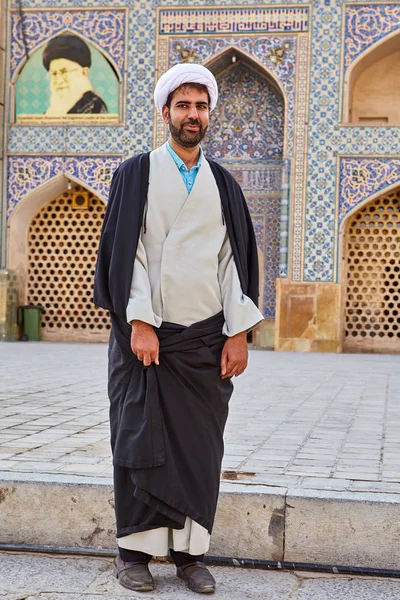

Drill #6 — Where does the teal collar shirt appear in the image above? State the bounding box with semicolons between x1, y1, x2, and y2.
166;140;203;194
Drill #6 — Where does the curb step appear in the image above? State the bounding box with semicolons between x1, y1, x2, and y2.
1;472;400;571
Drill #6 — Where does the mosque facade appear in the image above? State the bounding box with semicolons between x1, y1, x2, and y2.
0;0;399;353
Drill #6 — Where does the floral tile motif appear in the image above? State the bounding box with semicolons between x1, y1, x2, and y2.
7;155;122;219
344;4;400;71
339;157;400;223
168;35;296;157
202;62;284;162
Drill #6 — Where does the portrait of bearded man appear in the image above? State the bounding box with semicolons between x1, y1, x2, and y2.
42;34;108;117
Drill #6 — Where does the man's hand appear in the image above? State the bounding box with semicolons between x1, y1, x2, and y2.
130;320;159;367
220;331;248;379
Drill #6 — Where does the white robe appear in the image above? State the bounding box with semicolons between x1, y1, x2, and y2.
119;143;263;556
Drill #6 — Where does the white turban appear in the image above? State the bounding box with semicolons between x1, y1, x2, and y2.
154;63;218;114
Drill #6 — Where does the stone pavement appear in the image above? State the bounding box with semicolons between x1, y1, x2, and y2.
2;551;400;600
0;342;400;494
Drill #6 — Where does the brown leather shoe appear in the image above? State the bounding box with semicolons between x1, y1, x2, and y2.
177;561;216;594
113;555;155;592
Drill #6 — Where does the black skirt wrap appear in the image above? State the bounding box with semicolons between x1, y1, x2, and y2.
108;311;233;538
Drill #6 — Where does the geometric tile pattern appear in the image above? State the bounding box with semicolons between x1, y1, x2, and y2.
338;156;400;223
7;127;128;155
6;155;122;219
303;1;400;283
291;34;309;281
279;158;291;278
302;0;342;283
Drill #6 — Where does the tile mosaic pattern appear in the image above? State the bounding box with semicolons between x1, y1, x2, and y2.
7;155;122;218
158;6;309;35
344;4;400;71
5;0;400;289
167;35;297;157
291;34;309;281
303;1;400;282
338;156;400;223
228;163;283;317
202;62;284;162
279;158;291;278
7;127;128;156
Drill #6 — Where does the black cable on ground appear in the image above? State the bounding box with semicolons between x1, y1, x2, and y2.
0;542;399;579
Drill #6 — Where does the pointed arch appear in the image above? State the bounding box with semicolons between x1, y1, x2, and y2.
7;174;106;304
204;45;286;102
339;183;400;353
204;46;288;153
344;30;400;124
201;47;286;326
202;47;286;162
339;180;400;282
340;180;400;236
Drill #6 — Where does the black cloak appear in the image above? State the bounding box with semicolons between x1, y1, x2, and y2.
94;152;260;539
68;91;108;114
94;152;259;318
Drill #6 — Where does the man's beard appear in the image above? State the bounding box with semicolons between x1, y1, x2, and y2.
168;117;208;148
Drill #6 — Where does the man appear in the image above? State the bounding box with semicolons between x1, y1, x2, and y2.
94;63;263;594
42;34;108;116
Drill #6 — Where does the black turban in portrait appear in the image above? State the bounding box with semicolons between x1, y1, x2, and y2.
43;34;92;71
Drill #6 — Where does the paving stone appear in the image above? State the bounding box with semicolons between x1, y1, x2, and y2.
0;552;299;600
1;344;400;495
0;552;108;594
297;576;400;600
297;477;351;490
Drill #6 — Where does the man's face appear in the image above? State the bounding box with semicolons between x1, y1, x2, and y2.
162;86;210;148
49;58;89;97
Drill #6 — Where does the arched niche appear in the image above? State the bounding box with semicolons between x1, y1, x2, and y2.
206;46;285;97
204;46;287;158
201;46;286;329
339;184;400;353
13;30;121;124
8;174;106;306
345;31;400;125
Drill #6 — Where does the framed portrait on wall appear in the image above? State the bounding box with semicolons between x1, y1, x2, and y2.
15;33;120;124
